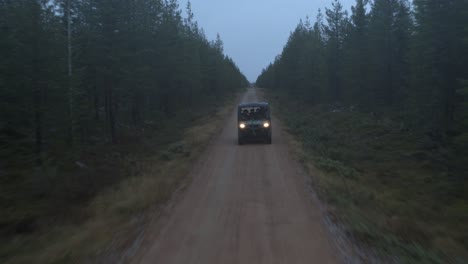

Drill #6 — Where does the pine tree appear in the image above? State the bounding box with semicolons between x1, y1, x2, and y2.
1;0;247;149
412;0;467;132
343;0;369;107
323;0;349;102
366;0;411;110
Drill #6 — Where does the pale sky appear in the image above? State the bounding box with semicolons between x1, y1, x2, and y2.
179;0;355;82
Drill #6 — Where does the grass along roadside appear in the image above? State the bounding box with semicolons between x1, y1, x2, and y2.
266;90;468;264
1;93;241;264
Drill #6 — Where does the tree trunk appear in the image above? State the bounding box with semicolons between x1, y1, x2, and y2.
93;84;99;121
67;0;74;144
131;92;140;126
31;1;42;165
33;68;42;166
105;79;117;143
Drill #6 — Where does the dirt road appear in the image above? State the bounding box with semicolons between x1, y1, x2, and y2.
135;89;338;264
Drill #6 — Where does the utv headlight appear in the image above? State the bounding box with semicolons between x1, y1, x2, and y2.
263;122;270;128
239;123;246;129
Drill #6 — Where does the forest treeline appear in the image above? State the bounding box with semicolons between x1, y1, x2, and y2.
0;0;248;162
257;0;468;260
0;0;247;239
257;0;468;142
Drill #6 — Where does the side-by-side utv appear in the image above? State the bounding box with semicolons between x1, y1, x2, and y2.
237;102;272;145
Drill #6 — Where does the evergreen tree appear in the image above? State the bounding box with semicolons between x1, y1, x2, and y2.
412;0;468;132
0;0;248;163
367;0;410;110
323;0;349;102
257;0;466;136
343;0;369;107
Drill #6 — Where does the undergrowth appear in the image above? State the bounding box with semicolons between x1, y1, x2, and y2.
268;90;468;263
0;93;240;264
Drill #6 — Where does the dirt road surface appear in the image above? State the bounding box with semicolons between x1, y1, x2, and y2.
135;89;338;264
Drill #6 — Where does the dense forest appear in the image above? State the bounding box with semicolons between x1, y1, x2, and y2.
257;0;468;183
258;0;467;133
0;0;247;241
257;0;468;261
1;0;247;154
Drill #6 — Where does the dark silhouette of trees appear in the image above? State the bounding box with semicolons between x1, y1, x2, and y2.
0;0;248;155
257;0;467;136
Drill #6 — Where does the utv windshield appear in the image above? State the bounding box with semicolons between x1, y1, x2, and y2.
239;106;268;121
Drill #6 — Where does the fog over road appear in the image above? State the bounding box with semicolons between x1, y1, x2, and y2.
135;89;338;264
